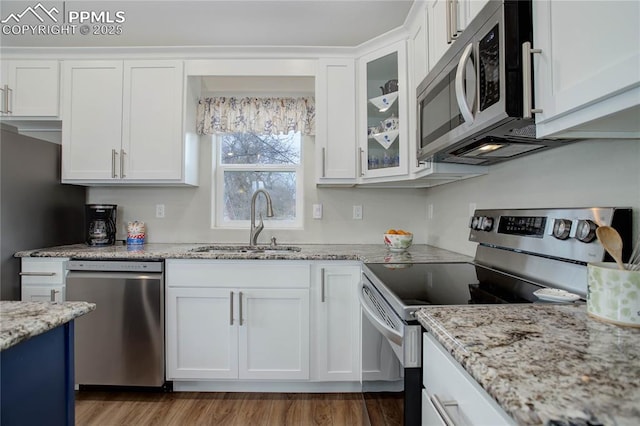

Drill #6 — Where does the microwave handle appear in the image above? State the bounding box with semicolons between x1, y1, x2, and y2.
522;41;543;119
455;43;475;124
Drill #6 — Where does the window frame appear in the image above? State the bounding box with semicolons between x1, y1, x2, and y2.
211;133;304;230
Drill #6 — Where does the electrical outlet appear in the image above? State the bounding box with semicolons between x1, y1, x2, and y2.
156;204;165;218
353;205;363;220
312;204;323;219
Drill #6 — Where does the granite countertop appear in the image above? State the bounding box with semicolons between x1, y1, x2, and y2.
14;243;472;264
0;301;96;351
417;304;640;426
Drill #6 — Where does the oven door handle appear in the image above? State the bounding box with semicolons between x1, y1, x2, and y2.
358;284;403;346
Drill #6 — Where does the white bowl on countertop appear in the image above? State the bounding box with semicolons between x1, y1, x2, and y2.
383;233;413;252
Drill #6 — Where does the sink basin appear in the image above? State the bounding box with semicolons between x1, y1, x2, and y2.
190;245;302;255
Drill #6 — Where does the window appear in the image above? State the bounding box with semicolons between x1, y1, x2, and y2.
213;131;303;229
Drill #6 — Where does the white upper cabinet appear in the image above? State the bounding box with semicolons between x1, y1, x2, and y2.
1;60;59;117
315;59;357;184
532;0;640;138
428;0;453;72
61;61;123;181
121;61;185;180
359;40;409;180
427;0;490;73
61;60;198;185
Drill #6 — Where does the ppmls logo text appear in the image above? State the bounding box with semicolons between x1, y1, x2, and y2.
1;2;125;36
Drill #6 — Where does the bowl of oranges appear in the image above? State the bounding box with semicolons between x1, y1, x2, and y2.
383;229;413;252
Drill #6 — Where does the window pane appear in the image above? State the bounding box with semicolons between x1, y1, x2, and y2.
221;132;301;165
223;171;297;221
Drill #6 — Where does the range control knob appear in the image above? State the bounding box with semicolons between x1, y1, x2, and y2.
470;216;480;230
575;220;598;243
480;216;494;231
552;219;573;240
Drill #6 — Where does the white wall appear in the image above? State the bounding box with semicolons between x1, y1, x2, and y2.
87;136;429;244
88;138;639;249
423;139;640;256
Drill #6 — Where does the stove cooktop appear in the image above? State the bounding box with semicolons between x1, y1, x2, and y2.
363;262;548;315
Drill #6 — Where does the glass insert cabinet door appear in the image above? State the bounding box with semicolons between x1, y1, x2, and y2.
359;41;408;178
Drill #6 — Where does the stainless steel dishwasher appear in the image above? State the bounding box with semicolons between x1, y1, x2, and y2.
66;260;165;388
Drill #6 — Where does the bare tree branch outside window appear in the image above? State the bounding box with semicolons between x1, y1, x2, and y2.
219;132;301;222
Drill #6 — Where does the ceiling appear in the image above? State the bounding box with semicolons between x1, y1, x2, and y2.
0;1;415;48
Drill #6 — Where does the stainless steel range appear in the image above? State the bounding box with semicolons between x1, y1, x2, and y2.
360;207;632;425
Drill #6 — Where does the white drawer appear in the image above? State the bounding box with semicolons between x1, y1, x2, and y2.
166;259;311;288
422;388;447;426
423;333;515;426
20;258;68;285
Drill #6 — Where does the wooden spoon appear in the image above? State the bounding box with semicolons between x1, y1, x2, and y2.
596;226;626;270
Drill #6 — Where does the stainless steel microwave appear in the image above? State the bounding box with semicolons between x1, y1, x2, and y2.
416;0;567;165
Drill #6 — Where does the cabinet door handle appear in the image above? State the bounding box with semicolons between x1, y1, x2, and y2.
446;0;453;44
430;394;459;426
321;268;326;303
1;84;8;114
450;0;461;40
120;149;126;178
112;149;118;178
522;41;543;119
19;272;56;276
229;291;234;325
50;289;60;303
321;147;326;178
239;291;244;326
359;147;365;176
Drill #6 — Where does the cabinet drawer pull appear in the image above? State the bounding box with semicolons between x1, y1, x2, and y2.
239;291;244;326
229;291;234;326
20;272;56;276
430;394;458;426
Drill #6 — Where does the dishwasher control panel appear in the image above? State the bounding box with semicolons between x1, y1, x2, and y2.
67;260;163;272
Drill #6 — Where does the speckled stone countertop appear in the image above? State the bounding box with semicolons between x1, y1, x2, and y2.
0;301;96;351
14;243;472;264
417;304;640;426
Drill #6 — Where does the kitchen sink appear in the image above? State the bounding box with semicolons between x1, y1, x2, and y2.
190;245;302;255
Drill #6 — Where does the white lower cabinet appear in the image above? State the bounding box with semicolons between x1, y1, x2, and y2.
167;287;238;379
311;263;361;382
166;260;310;382
20;257;68;303
422;333;515;425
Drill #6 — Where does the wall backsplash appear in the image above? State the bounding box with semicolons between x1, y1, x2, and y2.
88;138;639;251
422;139;640;256
87;137;430;245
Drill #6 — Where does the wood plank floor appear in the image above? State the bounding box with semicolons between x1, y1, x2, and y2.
75;391;403;426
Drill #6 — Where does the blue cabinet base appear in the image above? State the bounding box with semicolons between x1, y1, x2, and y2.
1;321;75;426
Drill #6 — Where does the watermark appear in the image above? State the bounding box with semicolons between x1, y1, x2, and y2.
1;2;126;37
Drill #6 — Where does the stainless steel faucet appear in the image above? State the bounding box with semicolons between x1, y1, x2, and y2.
250;189;274;245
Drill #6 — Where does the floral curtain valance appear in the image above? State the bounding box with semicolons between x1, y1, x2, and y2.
197;96;315;136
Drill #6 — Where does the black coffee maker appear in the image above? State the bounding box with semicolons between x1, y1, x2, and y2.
86;204;117;246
